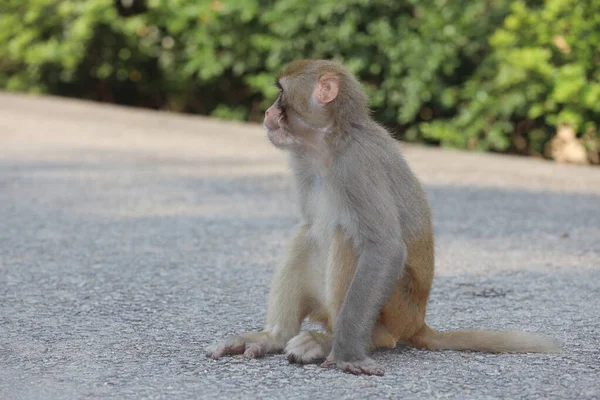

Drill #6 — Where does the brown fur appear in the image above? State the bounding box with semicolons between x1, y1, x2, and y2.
279;59;369;134
316;225;559;354
313;228;399;350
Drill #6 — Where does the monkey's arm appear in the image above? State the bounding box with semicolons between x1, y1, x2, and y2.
330;237;406;361
326;172;407;374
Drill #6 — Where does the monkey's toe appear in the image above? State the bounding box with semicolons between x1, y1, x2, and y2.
286;352;302;364
205;342;245;359
285;331;331;364
206;333;278;360
243;344;265;358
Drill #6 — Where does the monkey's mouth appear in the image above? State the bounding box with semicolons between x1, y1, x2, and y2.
263;117;279;130
265;126;295;149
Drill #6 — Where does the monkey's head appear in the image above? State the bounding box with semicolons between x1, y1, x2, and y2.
263;59;369;151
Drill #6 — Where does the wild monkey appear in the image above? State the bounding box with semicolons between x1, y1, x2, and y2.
205;59;559;375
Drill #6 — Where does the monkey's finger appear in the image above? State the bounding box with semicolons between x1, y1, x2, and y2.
320;359;335;369
360;365;385;376
345;364;363;375
356;361;385;376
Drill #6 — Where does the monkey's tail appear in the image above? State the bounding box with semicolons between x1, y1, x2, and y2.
408;324;560;354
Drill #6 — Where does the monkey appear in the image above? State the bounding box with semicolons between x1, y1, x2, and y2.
205;59;559;376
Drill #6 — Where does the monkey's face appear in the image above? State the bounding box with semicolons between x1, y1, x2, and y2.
263;73;339;150
263;90;296;149
263;79;313;150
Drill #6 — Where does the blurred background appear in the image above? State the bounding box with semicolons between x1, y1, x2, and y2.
1;0;598;165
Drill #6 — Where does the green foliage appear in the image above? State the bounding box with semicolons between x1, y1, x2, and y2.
1;0;598;161
421;0;600;156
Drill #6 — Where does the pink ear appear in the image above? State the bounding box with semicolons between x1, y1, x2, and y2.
314;74;339;104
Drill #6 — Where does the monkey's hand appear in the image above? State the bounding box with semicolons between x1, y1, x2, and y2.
205;331;284;360
321;352;385;376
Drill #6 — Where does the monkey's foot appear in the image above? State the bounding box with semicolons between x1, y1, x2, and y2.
205;332;283;360
321;357;385;376
285;331;332;364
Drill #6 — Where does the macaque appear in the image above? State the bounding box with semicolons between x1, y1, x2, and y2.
205;59;559;375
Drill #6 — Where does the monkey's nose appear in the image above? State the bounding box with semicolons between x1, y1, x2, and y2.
265;110;270;117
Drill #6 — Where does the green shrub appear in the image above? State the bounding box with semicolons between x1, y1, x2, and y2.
1;0;598;162
420;0;600;158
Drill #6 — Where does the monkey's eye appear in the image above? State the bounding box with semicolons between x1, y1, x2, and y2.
278;102;286;114
275;78;283;93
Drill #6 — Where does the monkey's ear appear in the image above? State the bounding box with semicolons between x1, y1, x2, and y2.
314;74;339;104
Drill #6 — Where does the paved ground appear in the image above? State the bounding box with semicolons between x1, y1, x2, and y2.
0;92;599;399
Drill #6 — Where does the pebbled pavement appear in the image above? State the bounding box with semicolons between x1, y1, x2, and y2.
0;92;599;399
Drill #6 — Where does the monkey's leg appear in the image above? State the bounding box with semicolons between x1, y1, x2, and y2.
285;229;395;366
284;228;349;364
206;225;314;360
380;228;435;345
286;326;396;365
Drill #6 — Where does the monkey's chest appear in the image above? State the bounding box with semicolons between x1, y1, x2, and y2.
302;181;352;251
303;183;359;305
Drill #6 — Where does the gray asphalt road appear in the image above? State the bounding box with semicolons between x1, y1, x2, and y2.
1;92;599;400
